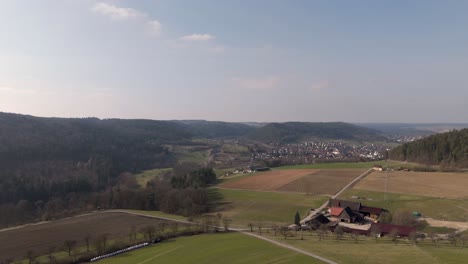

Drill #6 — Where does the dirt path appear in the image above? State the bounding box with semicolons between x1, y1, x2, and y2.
301;169;373;224
241;232;337;264
424;217;468;232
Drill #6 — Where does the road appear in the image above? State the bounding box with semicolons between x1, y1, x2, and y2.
423;217;468;232
116;210;337;264
300;168;373;224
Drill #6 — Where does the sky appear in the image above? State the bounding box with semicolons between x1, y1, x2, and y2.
1;0;467;123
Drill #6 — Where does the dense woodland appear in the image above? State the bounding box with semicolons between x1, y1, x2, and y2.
389;128;468;168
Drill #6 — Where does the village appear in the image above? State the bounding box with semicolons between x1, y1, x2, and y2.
251;141;387;166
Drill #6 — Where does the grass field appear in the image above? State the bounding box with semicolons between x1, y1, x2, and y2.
263;231;468;264
213;188;327;227
0;212;172;261
338;189;468;222
355;171;468;199
98;232;318;264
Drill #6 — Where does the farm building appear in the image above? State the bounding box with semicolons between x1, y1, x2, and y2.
328;199;361;211
370;223;416;237
328;199;386;221
328;207;364;224
304;214;330;229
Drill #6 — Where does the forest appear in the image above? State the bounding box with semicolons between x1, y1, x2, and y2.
388;128;468;168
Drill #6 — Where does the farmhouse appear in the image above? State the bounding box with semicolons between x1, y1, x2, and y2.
328;207;364;224
328;199;386;221
304;214;330;229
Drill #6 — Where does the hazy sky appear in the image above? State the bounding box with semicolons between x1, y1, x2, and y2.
1;0;467;122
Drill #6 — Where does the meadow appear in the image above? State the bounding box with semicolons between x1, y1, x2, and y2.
355;171;468;199
263;231;468;264
213;188;327;227
98;232;318;264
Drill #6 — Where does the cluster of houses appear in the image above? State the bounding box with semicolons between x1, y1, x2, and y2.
303;199;417;238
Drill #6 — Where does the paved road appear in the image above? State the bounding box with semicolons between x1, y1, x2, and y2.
301;168;373;224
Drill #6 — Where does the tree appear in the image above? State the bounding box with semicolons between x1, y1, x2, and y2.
280;226;289;240
389;229;399;245
294;211;301;226
461;235;468;248
448;232;460;247
271;224;278;236
46;246;56;264
63;240;77;256
427;232;439;247
84;234;92;252
317;224;328;241
257;222;263;234
370;226;381;241
93;234;109;255
350;232;359;243
222;218;232;231
379;211;392;224
141;226;157;241
408;231;417;244
334;225;344;240
248;223;254;232
26;250;36;264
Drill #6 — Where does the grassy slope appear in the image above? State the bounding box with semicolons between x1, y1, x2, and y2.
99;233;318;264
339;189;468;222
263;232;468;264
213;188;327;227
134;168;172;187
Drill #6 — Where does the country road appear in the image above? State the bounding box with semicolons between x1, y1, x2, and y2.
301;168;373;224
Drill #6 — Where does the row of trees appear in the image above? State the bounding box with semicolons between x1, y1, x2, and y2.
389;128;468;168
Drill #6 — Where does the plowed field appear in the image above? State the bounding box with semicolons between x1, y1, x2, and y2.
221;169;366;195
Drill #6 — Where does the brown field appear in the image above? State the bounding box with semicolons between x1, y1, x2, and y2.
221;169;366;195
221;169;318;191
0;212;171;260
354;171;468;199
278;169;367;194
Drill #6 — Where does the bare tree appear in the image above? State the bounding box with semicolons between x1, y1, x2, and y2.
248;223;254;232
141;226;157;241
84;234;92;252
461;235;468;248
317;224;328;241
280;226;289;240
93;233;109;255
408;231;417;244
389;229;399;245
350;232;359;243
63;240;77;256
46;246;56;264
170;223;179;234
334;225;344;240
271;224;278;236
448;232;460;247
427;232;439;247
223;218;232;231
370;226;381;242
257;222;263;234
26;250;36;264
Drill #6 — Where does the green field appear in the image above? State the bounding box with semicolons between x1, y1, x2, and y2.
263;231;468;264
213;188;327;227
338;189;468;222
276;160;407;170
99;233;318;264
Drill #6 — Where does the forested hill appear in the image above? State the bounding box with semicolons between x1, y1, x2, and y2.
388;128;468;168
0;112;192;172
247;122;387;143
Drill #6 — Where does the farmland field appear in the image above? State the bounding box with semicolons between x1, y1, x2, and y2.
263;230;468;264
221;169;366;195
214;188;327;227
0;212;172;260
355;171;468;199
99;232;318;264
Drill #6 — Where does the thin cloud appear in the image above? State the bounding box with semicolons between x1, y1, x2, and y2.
231;76;280;91
147;20;162;35
92;3;144;20
309;80;330;91
181;34;215;42
92;2;162;36
0;86;36;95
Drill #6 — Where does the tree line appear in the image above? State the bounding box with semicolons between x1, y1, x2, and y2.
389;128;468;168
